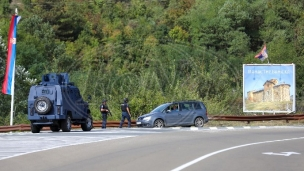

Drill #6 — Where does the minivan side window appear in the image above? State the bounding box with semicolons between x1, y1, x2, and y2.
187;103;194;110
194;102;202;110
181;102;194;110
166;104;179;112
180;103;187;110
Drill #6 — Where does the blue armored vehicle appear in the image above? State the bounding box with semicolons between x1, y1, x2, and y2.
27;73;93;133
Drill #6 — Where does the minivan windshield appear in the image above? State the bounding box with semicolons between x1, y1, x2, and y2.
150;103;170;113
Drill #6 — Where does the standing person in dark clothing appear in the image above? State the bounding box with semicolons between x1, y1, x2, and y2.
119;98;131;128
100;99;109;129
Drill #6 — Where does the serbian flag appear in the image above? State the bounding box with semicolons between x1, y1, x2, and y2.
2;15;21;95
255;44;268;61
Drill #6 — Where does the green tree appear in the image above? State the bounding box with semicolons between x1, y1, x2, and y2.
23;0;86;41
17;15;66;77
0;0;11;16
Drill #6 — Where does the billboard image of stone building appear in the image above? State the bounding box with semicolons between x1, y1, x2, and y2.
247;79;291;103
243;64;295;113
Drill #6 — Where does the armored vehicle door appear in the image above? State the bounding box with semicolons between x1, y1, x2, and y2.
74;88;88;118
66;86;82;119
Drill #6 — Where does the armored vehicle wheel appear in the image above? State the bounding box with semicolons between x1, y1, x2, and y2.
31;122;41;133
61;115;71;132
50;125;60;132
81;116;93;131
34;96;52;114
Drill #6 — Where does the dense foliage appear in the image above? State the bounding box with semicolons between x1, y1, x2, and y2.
1;0;304;125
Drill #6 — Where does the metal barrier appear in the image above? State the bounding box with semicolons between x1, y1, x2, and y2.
210;114;304;123
0;121;137;133
1;114;304;132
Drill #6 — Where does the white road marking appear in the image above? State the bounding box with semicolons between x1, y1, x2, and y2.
209;127;218;130
263;152;300;156
71;131;161;134
0;128;174;161
171;137;304;171
172;127;181;129
190;127;198;131
0;129;141;161
2;127;304;162
0;135;135;161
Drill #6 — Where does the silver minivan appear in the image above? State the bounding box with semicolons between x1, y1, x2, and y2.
136;100;208;128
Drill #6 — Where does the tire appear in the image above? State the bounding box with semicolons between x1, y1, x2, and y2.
50;125;60;132
31;122;41;133
153;119;164;128
194;117;204;127
34;96;52;114
81;116;93;131
61;115;71;132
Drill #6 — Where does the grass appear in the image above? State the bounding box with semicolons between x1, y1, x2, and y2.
245;101;293;111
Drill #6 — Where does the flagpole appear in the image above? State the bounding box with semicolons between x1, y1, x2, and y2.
10;59;15;126
265;43;269;64
9;8;18;126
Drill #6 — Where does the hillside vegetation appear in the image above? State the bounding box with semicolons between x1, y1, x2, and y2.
1;0;304;125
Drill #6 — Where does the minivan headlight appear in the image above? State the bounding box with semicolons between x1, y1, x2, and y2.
143;116;151;121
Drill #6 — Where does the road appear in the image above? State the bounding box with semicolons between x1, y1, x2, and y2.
0;126;304;171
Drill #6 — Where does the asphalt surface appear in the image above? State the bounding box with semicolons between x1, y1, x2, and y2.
1;126;304;171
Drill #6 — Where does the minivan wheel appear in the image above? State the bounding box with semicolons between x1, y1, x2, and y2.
194;117;204;127
154;119;164;128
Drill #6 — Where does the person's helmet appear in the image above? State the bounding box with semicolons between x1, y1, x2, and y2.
102;99;107;103
124;98;128;103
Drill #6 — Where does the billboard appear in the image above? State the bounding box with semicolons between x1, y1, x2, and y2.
243;64;295;113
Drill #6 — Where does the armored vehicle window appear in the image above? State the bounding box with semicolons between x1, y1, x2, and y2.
43;75;49;82
57;75;62;85
76;90;81;98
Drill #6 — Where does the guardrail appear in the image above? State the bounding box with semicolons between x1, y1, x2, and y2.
0;121;136;133
1;114;304;132
210;114;304;123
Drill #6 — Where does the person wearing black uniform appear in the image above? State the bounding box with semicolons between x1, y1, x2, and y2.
100;99;109;129
119;98;131;128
